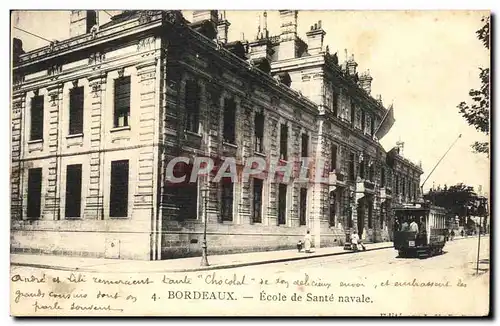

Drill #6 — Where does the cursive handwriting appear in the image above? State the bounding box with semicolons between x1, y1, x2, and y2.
293;273;332;290
204;272;247;286
70;302;124;312
33;300;63;312
92;277;153;286
14;289;45;303
11;274;46;283
162;275;192;285
380;279;451;288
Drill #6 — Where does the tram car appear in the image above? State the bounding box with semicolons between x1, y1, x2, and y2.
393;202;448;258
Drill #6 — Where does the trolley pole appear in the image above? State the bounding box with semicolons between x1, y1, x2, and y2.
476;215;482;275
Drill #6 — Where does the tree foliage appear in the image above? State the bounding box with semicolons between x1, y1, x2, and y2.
424;183;488;229
425;183;476;217
457;16;490;156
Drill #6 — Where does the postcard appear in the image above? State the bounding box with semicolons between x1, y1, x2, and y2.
10;9;490;316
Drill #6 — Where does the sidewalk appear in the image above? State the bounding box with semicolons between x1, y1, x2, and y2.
11;242;394;273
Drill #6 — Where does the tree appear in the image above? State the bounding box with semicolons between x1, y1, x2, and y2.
457;16;490;156
424;183;478;227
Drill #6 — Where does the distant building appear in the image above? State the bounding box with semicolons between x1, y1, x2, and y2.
11;10;424;260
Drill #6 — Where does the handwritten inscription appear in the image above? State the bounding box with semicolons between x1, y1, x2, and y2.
10;270;472;315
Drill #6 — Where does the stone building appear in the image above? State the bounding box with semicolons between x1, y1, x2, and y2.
11;10;423;260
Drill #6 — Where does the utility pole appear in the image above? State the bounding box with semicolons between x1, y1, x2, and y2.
200;183;210;267
476;214;481;275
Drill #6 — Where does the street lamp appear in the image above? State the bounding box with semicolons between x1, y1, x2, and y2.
200;184;210;267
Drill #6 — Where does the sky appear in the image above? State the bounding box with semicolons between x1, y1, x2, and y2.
11;10;491;194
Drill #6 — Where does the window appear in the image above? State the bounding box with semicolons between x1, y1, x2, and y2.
381;167;386;187
349;153;355;181
395;175;400;194
350;100;355;125
171;162;198;220
370;115;375;136
301;133;309;174
301;133;309;158
223;98;236;144
65;164;82;218
368;201;373;228
361;110;366;133
380;201;386;225
369;163;374;181
402;177;406;197
299;188;307;226
27;168;42;219
69;86;84;135
252;179;263;223
280;124;288;160
329;191;336;226
359;157;365;179
278;184;287;225
330;144;337;172
114;76;131;128
355;110;362;129
30;95;44;140
254;112;264;153
185;80;200;133
221;178;233;222
110;160;129;217
332;92;338;116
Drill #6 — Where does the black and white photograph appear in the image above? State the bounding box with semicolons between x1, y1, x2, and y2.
9;8;491;316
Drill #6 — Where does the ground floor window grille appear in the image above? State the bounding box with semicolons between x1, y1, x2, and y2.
110;160;129;217
278;184;287;225
252;179;263;223
27;168;42;219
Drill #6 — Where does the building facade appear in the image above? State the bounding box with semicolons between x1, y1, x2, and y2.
11;10;423;260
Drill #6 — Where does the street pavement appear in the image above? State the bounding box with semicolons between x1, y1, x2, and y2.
11;241;394;273
231;236;490;278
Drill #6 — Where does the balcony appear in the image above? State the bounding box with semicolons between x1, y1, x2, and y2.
356;178;375;195
380;186;392;200
328;170;346;192
222;141;238;157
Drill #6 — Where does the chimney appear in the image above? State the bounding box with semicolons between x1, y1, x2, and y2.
217;11;230;44
359;70;373;94
191;10;219;40
248;38;274;73
396;141;405;157
306;20;326;55
13;38;24;63
376;94;383;106
192;10;219;24
70;10;97;38
277;10;299;60
346;54;358;76
279;10;298;40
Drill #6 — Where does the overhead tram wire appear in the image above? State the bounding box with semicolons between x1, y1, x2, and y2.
13;26;52;43
103;10;113;17
420;133;462;196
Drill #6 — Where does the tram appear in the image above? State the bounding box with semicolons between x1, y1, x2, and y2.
393;202;448;258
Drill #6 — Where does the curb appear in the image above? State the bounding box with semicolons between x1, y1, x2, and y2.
11;244;394;274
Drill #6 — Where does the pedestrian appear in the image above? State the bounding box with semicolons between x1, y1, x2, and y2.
460;229;464;237
401;220;409;231
350;231;366;251
410;218;419;233
304;230;312;253
450;230;455;241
